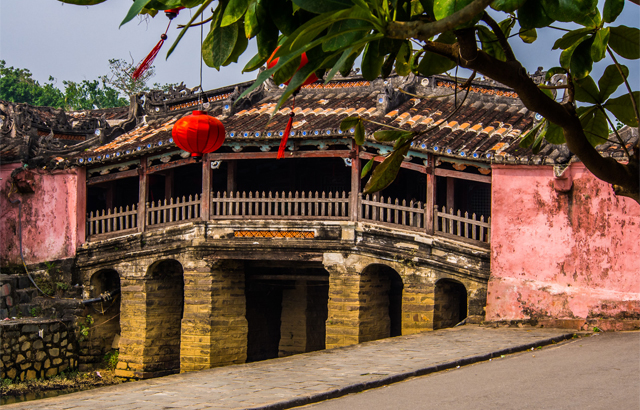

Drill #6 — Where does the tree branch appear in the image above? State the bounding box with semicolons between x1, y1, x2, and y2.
481;12;516;61
386;0;494;41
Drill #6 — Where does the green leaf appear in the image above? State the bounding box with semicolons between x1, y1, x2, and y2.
340;46;364;77
361;40;385;80
517;0;554;30
323;19;372;52
354;120;365;145
268;0;298;36
519;121;544;149
544;66;566;82
416;31;456;76
604;92;640;127
570;36;594;80
590;28;610;63
256;8;279;58
531;120;548;154
578;106;609;146
373;130;413;142
433;0;479;26
293;0;354;13
490;0;526;13
340;116;361;131
552;27;593;50
395;41;412;76
544;121;565;144
381;49;399;79
203;19;239;69
222;22;249;66
363;142;411;194
243;52;270;72
326;47;357;81
519;28;537;44
244;1;261;38
541;0;597;23
574;76;600;104
221;0;251;27
361;158;375;178
603;0;624;23
181;0;202;6
120;0;153;27
273;56;302;85
166;0;215;59
477;26;506;61
609;26;640;60
574;8;600;27
598;64;628;102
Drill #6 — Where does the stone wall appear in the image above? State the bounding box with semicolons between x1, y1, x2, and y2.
0;319;78;381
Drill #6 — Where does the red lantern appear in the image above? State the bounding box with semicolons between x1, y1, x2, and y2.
266;48;319;86
172;110;225;158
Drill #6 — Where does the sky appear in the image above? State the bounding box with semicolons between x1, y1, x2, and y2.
1;0;638;94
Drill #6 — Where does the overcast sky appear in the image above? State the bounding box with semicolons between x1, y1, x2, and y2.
1;0;638;94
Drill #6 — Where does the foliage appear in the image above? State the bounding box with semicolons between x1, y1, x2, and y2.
99;58;179;97
29;306;42;317
77;315;94;342
58;0;640;201
103;350;119;370
0;60;65;107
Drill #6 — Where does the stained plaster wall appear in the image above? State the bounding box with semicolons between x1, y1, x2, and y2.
487;163;640;330
0;164;85;266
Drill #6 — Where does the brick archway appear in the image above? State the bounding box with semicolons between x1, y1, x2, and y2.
433;278;467;329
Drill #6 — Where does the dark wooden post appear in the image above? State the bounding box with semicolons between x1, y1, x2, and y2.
138;157;148;233
202;153;211;221
446;177;455;213
165;169;174;200
350;144;361;222
426;167;435;235
227;160;237;194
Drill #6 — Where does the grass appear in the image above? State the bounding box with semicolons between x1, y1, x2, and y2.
0;368;125;397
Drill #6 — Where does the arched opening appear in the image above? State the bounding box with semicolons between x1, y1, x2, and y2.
245;262;329;362
145;259;184;375
360;264;404;342
433;279;467;329
84;269;121;370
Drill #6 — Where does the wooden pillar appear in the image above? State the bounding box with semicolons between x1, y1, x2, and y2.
165;169;174;200
446;177;455;212
227;160;237;194
426;171;435;235
201;154;211;221
76;167;87;246
350;145;360;222
105;185;114;211
137;157;147;233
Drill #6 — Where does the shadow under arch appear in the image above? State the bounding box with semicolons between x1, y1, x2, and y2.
360;264;404;342
144;259;184;376
433;278;467;330
86;269;121;368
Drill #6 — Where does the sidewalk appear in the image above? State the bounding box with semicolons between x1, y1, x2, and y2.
3;326;575;410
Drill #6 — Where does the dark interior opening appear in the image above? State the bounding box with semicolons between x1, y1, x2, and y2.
379;167;426;204
435;176;490;218
87;269;121;368
245;263;329;362
87;177;139;214
236;158;350;194
433;279;467;330
360;264;404;342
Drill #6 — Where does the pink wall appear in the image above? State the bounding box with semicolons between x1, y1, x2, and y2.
0;164;84;266
486;163;640;330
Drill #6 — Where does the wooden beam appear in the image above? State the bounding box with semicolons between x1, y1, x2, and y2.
227;160;237;193
201;153;211;221
210;150;352;161
148;157;198;174
350;145;360;222
86;169;139;185
434;168;492;183
138;158;148;233
426;170;435;235
359;152;427;174
76;167;87;246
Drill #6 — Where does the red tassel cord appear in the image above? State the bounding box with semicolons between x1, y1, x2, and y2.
132;8;182;80
277;95;296;159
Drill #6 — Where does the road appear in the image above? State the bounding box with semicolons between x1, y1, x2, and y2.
300;332;640;410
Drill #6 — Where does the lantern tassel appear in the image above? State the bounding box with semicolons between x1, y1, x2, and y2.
132;10;179;80
277;94;297;160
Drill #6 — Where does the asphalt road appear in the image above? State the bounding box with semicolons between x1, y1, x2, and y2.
299;332;640;410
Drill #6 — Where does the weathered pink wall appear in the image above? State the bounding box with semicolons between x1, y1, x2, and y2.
486;163;640;330
0;164;84;266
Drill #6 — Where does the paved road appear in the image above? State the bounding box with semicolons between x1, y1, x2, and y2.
3;326;575;410
301;332;640;410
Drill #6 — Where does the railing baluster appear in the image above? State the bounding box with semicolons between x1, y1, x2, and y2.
480;215;485;242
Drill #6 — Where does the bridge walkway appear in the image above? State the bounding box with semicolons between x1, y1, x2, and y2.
3;326;575;410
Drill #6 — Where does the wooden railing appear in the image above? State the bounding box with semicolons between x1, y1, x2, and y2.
211;191;350;220
434;206;491;245
87;205;137;237
86;192;491;247
147;194;201;227
360;194;425;232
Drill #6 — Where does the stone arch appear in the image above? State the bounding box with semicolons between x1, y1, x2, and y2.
359;263;404;342
82;268;121;369
143;259;184;376
433;278;467;329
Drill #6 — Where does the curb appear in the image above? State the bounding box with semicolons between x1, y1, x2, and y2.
250;332;576;410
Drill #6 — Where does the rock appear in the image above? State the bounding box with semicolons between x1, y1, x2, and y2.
49;348;60;357
15;354;25;364
21;341;31;351
26;370;36;380
33;340;43;349
45;368;57;377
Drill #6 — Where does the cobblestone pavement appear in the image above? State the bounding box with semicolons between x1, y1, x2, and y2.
3;326;575;410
